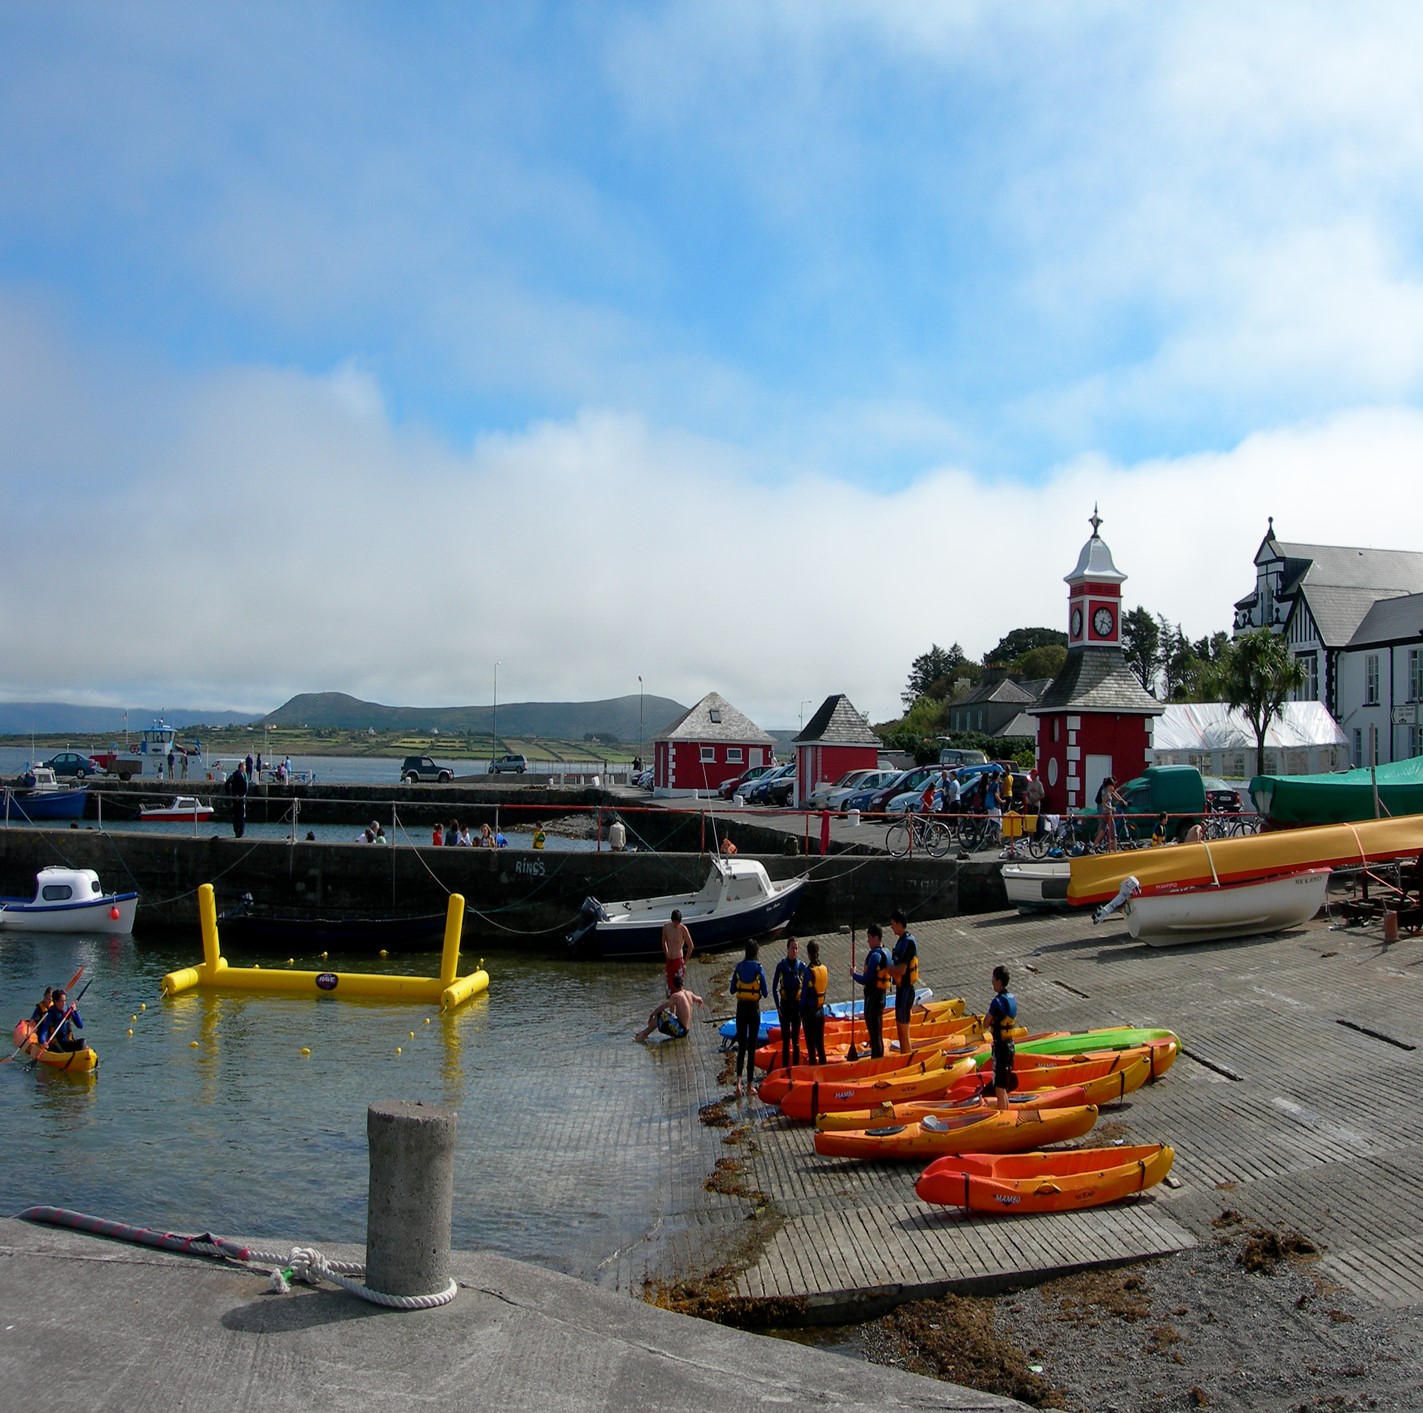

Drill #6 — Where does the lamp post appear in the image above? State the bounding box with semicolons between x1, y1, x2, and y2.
492;661;500;765
799;700;811;733
638;675;644;769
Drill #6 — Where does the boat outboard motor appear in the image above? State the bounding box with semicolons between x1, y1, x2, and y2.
565;897;610;955
1093;876;1140;925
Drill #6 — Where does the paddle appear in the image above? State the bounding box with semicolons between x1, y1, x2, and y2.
846;925;860;1061
2;964;84;1066
26;978;92;1069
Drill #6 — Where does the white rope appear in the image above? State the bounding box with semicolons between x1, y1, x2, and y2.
241;1241;458;1309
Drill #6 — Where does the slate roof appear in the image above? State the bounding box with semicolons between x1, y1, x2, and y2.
950;677;1035;708
655;692;773;744
995;712;1038;738
793;694;880;746
1347;591;1423;649
1029;648;1164;716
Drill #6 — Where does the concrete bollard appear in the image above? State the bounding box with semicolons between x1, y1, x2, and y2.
1384;910;1400;943
366;1100;457;1299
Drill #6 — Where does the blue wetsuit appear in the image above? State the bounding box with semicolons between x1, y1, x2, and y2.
772;957;805;1068
987;990;1017;1093
729;958;768;1083
891;931;918;1024
851;945;891;1058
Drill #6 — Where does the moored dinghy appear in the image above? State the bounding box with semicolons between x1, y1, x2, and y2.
0;867;138;934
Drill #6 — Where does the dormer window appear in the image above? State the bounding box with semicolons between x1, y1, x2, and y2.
708;709;721;724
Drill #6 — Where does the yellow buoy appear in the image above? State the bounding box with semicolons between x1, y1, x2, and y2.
300;1047;311;1056
424;1017;431;1025
190;1040;199;1048
131;1015;137;1023
127;1029;133;1037
287;958;294;967
395;1046;403;1055
321;951;328;960
139;1002;146;1010
379;949;389;959
408;1031;415;1039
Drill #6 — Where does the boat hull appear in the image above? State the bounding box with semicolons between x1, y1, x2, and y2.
1001;861;1071;912
1125;869;1330;946
916;1144;1174;1213
2;787;88;821
0;894;137;934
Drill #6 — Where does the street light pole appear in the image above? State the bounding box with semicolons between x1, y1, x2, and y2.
492;661;500;765
799;700;811;733
638;674;644;768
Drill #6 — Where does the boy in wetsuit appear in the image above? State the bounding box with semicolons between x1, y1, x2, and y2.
633;978;704;1043
986;964;1017;1111
850;924;891;1059
728;941;768;1097
771;937;805;1069
887;908;919;1055
800;940;828;1065
37;989;84;1053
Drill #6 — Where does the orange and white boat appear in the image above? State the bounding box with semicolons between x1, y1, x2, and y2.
777;1052;979;1121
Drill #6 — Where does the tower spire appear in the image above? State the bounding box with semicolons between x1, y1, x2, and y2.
1089;503;1102;538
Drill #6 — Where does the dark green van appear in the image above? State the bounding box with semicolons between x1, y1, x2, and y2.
1081;765;1207;843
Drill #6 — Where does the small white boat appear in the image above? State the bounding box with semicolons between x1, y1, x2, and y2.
1002;860;1071;912
1094;867;1330;947
139;796;215;823
0;867;138;934
566;857;806;961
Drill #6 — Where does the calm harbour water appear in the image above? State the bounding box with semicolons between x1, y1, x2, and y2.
0;930;685;1279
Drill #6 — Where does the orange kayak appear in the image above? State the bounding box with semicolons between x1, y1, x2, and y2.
916;1143;1175;1213
756;1018;989;1081
758;1043;971;1105
778;1053;979;1121
762;996;967;1047
814;1082;1091;1132
813;1104;1099;1160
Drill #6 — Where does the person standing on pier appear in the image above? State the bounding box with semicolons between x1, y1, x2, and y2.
728;941;768;1097
986;965;1017;1111
850;924;891;1059
886;909;919;1056
800;940;828;1065
227;758;248;838
771;937;804;1069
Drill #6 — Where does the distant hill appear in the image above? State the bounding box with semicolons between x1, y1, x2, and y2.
0;702;260;736
262;692;688;742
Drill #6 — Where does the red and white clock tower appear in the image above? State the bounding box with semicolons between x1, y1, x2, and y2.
1029;508;1163;814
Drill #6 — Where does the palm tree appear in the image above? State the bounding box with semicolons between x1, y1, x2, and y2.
1209;630;1306;778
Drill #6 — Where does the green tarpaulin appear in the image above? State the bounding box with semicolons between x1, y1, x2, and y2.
1251;755;1423;825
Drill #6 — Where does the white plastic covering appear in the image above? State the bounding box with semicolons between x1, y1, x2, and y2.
1148;701;1347;779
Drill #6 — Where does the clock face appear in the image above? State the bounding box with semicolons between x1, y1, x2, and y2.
1093;606;1114;637
1070;607;1083;638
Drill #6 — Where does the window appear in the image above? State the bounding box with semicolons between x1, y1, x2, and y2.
726;747;743;764
1411;724;1423;758
699;746;715;762
1295;652;1318;701
708;709;721;724
1364;654;1380;706
1410;647;1422;703
1353;729;1363;767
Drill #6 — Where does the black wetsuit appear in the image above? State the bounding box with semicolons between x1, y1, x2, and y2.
800;963;828;1065
772;957;804;1068
227;765;248;839
852;945;890;1059
988;990;1018;1093
729;958;768;1085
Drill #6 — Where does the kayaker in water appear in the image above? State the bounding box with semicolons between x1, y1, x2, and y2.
729;941;768;1097
986;965;1017;1112
633;977;704;1043
36;989;85;1053
29;987;54;1023
661;910;694;994
850;924;891;1059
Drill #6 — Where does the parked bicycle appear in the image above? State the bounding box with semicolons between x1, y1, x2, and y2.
886;810;955;859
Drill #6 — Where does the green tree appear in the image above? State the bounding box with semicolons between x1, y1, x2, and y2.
1208;630;1306;776
1014;643;1067;680
1121;606;1161;694
984;627;1067;665
902;643;970;709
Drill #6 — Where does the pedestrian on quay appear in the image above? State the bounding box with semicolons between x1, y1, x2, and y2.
227;758;248;838
799;939;828;1065
850;923;891;1059
886;908;919;1056
986;964;1017;1111
728;941;768;1097
771;937;804;1069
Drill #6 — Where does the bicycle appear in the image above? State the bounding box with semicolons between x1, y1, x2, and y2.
957;812;1002;855
886;810;954;858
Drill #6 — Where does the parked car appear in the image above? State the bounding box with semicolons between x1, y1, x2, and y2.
43;751;100;779
718;763;775;800
1203;776;1243;813
869;765;942;815
764;769;798;807
827;769;901;813
842;769;912;815
743;763;795;805
804;768;880;811
633;766;654;790
489;753;527;774
401;755;453;783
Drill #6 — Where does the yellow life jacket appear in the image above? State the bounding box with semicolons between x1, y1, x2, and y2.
905;950;919;987
871;948;891;992
807;964;828;1007
733;962;763;1002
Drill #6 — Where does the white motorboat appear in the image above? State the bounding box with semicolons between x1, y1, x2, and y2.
1093;867;1330;947
0;867;138;934
566;856;806;961
1002;860;1071;912
139;796;215;823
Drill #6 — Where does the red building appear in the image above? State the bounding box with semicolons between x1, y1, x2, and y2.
653;692;775;797
1029;509;1163;813
792;695;881;807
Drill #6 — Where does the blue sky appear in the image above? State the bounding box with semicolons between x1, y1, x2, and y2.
4;2;1423;726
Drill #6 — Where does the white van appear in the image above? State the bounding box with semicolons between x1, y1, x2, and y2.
938;747;989;767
